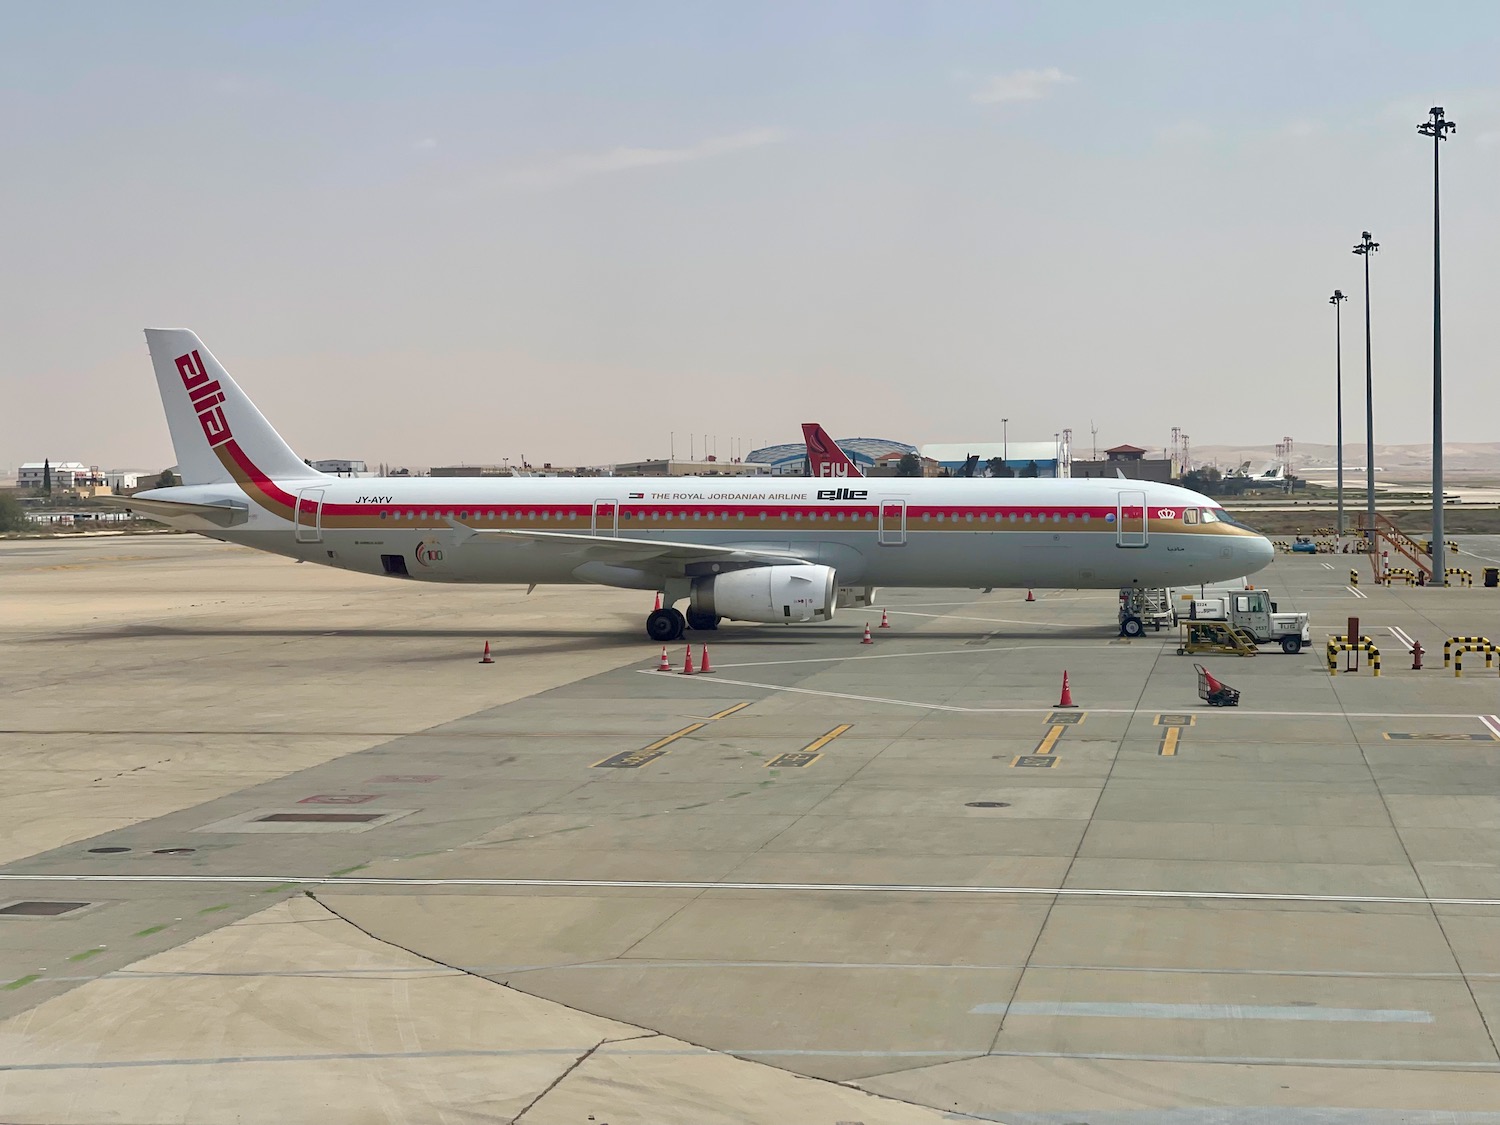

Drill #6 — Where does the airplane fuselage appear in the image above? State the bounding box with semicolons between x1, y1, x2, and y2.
141;474;1272;592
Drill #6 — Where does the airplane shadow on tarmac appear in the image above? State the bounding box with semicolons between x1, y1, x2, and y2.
28;623;1121;655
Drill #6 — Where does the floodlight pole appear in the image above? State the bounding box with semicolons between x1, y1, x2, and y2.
1419;106;1456;584
1353;231;1379;552
1330;290;1348;536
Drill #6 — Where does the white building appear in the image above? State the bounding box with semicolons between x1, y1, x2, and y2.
17;461;90;490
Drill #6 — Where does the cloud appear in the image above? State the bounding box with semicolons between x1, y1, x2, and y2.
503;127;786;189
1156;120;1215;145
1279;119;1322;140
970;67;1076;105
414;138;438;151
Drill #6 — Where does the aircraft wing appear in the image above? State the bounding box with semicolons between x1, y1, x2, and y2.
443;520;809;576
100;494;250;528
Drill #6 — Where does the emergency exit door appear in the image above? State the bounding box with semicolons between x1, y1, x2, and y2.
295;488;324;543
878;500;906;546
1116;490;1147;548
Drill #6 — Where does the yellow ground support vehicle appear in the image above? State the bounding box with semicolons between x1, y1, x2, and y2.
1177;620;1259;656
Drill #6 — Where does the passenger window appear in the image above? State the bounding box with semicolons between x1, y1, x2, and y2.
419;510;428;519
380;511;388;520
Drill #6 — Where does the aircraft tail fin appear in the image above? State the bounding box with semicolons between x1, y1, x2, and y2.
801;423;863;478
144;329;321;487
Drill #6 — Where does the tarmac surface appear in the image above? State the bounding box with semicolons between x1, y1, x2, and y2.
6;533;1500;1122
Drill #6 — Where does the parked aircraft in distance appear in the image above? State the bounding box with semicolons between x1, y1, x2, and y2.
802;422;864;478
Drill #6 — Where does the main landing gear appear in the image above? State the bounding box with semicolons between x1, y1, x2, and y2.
647;607;686;642
645;606;722;641
685;608;720;631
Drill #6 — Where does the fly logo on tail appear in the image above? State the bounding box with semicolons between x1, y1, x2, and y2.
176;351;235;448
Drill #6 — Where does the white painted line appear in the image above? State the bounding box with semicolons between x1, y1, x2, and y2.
707;644;1114;670
1481;715;1500;741
7;873;1500;908
883;610;1081;629
1389;626;1417;652
976;1002;1432;1023
647;670;1498;721
1346;585;1369;599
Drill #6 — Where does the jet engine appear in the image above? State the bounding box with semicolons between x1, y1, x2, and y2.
836;585;878;610
690;564;837;624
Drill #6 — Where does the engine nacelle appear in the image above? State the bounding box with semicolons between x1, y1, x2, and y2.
836;585;878;610
691;564;837;624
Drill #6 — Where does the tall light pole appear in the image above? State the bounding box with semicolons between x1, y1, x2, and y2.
1330;290;1348;535
1420;106;1456;585
1353;231;1379;549
1002;418;1008;470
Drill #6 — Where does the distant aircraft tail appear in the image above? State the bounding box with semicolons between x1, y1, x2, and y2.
802;423;863;478
144;329;322;487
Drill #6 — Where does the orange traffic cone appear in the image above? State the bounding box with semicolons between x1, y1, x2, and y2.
656;645;671;672
479;641;494;664
1026;589;1035;603
861;623;874;645
879;608;891;629
1056;670;1076;708
653;592;662;611
679;645;696;675
699;645;715;673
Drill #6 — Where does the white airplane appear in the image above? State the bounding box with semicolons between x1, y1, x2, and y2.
124;329;1274;641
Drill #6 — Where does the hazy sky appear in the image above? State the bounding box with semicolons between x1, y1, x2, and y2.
4;1;1499;473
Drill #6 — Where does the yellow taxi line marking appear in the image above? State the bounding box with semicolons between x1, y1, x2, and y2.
1160;727;1180;757
707;702;752;721
1036;726;1065;755
639;723;706;753
802;724;853;755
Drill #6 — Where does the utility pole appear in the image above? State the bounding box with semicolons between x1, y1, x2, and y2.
1353;231;1379;550
1330;290;1348;536
1419;106;1456;585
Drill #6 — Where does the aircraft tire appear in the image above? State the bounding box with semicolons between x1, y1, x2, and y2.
647;608;686;642
1120;615;1145;638
685;608;720;631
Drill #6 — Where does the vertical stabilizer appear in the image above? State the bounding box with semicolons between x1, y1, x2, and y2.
144;329;321;487
802;423;863;478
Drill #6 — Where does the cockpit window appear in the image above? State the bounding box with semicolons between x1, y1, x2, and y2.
1184;509;1200;524
1201;508;1220;523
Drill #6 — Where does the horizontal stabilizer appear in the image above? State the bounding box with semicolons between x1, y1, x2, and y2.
101;494;250;528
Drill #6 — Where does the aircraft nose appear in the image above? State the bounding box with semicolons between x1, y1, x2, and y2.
1246;534;1275;573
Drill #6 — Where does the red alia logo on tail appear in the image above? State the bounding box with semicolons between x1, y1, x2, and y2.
802;423;861;479
176;351;234;448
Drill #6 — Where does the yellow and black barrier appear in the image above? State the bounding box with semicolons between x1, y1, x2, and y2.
1444;636;1494;666
1328;640;1381;677
1349;570;1359;586
1446;568;1473;588
1383;568;1417;586
1453;643;1497;678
